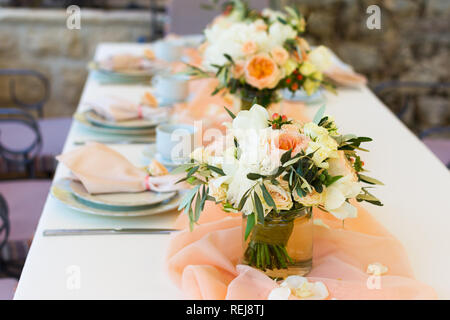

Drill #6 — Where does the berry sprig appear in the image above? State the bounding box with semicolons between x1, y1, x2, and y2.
285;69;304;92
269;113;292;129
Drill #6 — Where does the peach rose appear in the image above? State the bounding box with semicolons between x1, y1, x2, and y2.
244;54;281;90
275;131;310;156
264;182;293;211
242;40;258;55
148;159;168;176
232;60;245;78
271;46;289;65
141;91;158;108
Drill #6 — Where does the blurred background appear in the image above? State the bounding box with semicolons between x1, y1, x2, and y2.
0;0;448;134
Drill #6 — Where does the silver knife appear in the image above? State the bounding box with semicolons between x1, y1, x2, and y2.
43;228;180;236
73;139;155;145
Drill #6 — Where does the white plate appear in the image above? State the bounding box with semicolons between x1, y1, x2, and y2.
85;109;165;130
69;180;176;209
74;112;156;136
51;178;181;217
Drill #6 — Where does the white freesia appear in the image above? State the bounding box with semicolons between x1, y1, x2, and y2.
268;276;329;300
232;104;270;131
324;175;361;220
309;46;333;72
209;176;229;202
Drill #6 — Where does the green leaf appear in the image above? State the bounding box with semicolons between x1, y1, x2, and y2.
171;163;194;174
186;166;199;178
253;192;265;223
247;173;265;180
244;213;255;240
260;183;277;212
223;53;234;65
280;149;293;164
206;165;225;176
277;17;288;24
178;185;200;211
324;175;343;187
358;174;384;185
224;106;236;119
313;104;326;124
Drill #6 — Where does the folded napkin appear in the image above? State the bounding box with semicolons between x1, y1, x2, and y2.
56;142;184;194
84;94;168;122
325;66;367;87
99;54;153;72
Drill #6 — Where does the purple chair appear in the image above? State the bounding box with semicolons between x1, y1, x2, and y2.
166;0;271;35
0;69;72;178
420;128;450;168
0;109;52;281
0;278;17;300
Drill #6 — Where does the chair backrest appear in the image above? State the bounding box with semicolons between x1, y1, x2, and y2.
0;108;43;177
0;193;9;253
0;69;50;118
166;0;272;35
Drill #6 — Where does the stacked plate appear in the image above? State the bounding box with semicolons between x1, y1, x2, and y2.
88;61;163;84
74;109;166;136
51;178;181;217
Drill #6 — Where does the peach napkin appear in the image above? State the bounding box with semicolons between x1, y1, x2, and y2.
325;66;367;87
99;54;152;72
56;142;184;194
84;95;168;122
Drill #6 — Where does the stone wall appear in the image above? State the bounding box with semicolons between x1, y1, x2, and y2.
0;8;153;117
0;1;448;132
282;0;450;132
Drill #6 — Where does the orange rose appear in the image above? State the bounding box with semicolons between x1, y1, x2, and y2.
271;46;289;65
242;40;258;55
244;54;281;90
275;131;310;156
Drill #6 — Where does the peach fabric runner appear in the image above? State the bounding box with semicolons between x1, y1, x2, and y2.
166;78;437;300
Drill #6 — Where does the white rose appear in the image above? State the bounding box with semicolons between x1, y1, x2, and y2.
309;46;333;72
268;22;297;47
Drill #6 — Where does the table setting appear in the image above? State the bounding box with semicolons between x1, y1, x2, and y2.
13;1;450;301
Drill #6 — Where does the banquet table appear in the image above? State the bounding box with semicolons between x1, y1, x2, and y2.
14;42;450;299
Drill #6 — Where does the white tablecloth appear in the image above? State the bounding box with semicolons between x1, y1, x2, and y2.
14;43;450;299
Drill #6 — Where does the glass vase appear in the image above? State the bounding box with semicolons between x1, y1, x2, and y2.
238;89;281;111
242;207;313;279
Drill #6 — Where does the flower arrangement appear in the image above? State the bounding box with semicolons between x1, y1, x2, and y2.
175;104;382;276
186;0;334;109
